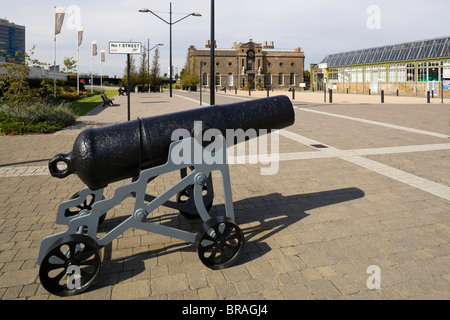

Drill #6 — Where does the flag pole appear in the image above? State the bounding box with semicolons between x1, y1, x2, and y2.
54;6;66;98
77;27;83;96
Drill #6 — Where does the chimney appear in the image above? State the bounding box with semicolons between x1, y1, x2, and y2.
270;41;274;48
206;40;210;48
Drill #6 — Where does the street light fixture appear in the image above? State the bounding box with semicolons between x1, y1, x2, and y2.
139;3;201;98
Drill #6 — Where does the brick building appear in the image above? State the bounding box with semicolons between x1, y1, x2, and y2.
187;39;305;90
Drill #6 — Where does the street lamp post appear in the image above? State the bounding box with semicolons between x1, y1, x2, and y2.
139;4;201;98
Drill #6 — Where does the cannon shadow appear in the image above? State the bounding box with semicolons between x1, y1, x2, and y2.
91;187;364;291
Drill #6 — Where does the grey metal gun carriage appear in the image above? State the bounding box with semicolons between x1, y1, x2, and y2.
37;96;295;296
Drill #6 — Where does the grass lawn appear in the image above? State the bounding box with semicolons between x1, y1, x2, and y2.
70;90;118;116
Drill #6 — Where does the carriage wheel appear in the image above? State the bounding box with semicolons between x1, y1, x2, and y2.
65;192;107;225
39;234;102;296
196;216;244;270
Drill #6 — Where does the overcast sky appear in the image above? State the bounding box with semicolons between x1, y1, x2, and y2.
4;0;450;77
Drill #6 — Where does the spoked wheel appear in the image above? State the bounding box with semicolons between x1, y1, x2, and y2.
176;184;213;220
196;216;244;270
39;234;102;296
65;192;107;225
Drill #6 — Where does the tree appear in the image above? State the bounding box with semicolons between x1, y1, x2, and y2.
122;55;138;87
150;47;162;85
138;50;148;86
0;47;52;125
63;57;77;73
180;52;199;86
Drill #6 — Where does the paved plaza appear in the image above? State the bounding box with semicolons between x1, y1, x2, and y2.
0;90;449;300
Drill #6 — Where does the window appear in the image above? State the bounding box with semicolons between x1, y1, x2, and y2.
202;73;208;86
407;63;415;82
278;73;284;85
227;73;233;87
397;68;406;82
365;69;371;82
418;62;427;82
378;67;386;82
228;62;233;67
290;73;295;85
266;73;272;86
388;65;396;82
428;61;439;81
215;73;221;86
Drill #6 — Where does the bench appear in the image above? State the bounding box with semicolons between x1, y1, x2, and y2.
102;94;114;107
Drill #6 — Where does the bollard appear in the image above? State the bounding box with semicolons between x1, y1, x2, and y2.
292;88;295;100
381;90;384;103
427;91;430;103
369;89;371;95
235;87;237;95
249;88;251;96
267;87;270;98
329;89;333;104
396;89;399;96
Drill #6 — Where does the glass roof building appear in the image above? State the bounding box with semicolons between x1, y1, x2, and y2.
311;36;450;97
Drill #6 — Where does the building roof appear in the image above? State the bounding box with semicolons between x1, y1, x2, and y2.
321;36;450;67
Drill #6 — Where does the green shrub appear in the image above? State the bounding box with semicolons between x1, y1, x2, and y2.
0;101;75;135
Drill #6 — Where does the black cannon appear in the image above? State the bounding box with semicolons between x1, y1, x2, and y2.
38;96;295;296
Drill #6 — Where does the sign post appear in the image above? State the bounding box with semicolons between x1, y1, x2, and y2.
109;42;142;121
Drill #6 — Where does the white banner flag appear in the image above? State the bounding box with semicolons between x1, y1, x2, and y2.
101;50;105;63
77;27;84;47
55;7;66;35
92;40;98;56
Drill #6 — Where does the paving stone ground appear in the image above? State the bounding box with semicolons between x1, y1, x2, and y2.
0;90;449;300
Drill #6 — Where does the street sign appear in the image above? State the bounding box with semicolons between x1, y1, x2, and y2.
109;42;142;55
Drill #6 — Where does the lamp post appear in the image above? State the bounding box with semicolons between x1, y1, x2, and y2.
143;41;163;92
139;4;201;98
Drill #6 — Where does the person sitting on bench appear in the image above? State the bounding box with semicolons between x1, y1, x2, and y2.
118;86;126;96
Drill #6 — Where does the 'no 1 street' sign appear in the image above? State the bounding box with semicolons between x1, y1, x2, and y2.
109;42;142;55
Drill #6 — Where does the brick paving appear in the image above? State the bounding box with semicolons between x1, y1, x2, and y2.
0;90;449;300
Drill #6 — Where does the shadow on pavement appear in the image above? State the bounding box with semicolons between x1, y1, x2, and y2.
90;187;364;291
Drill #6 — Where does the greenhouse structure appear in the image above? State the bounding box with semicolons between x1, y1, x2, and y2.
311;36;450;97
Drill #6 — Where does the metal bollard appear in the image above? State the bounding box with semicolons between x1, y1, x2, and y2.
427;91;430;103
292;88;295;100
329;89;333;104
381;90;384;103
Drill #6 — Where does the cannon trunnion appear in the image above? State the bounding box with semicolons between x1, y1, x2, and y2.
38;96;295;296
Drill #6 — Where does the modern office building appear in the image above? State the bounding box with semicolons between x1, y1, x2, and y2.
187;39;305;90
311;36;450;97
0;19;26;62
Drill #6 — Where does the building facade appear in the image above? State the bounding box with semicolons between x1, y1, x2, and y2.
0;19;25;62
311;36;450;97
187;39;305;90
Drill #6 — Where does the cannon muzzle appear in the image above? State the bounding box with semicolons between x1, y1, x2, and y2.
49;95;295;190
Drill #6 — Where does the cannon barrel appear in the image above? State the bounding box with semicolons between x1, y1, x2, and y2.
49;95;295;190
